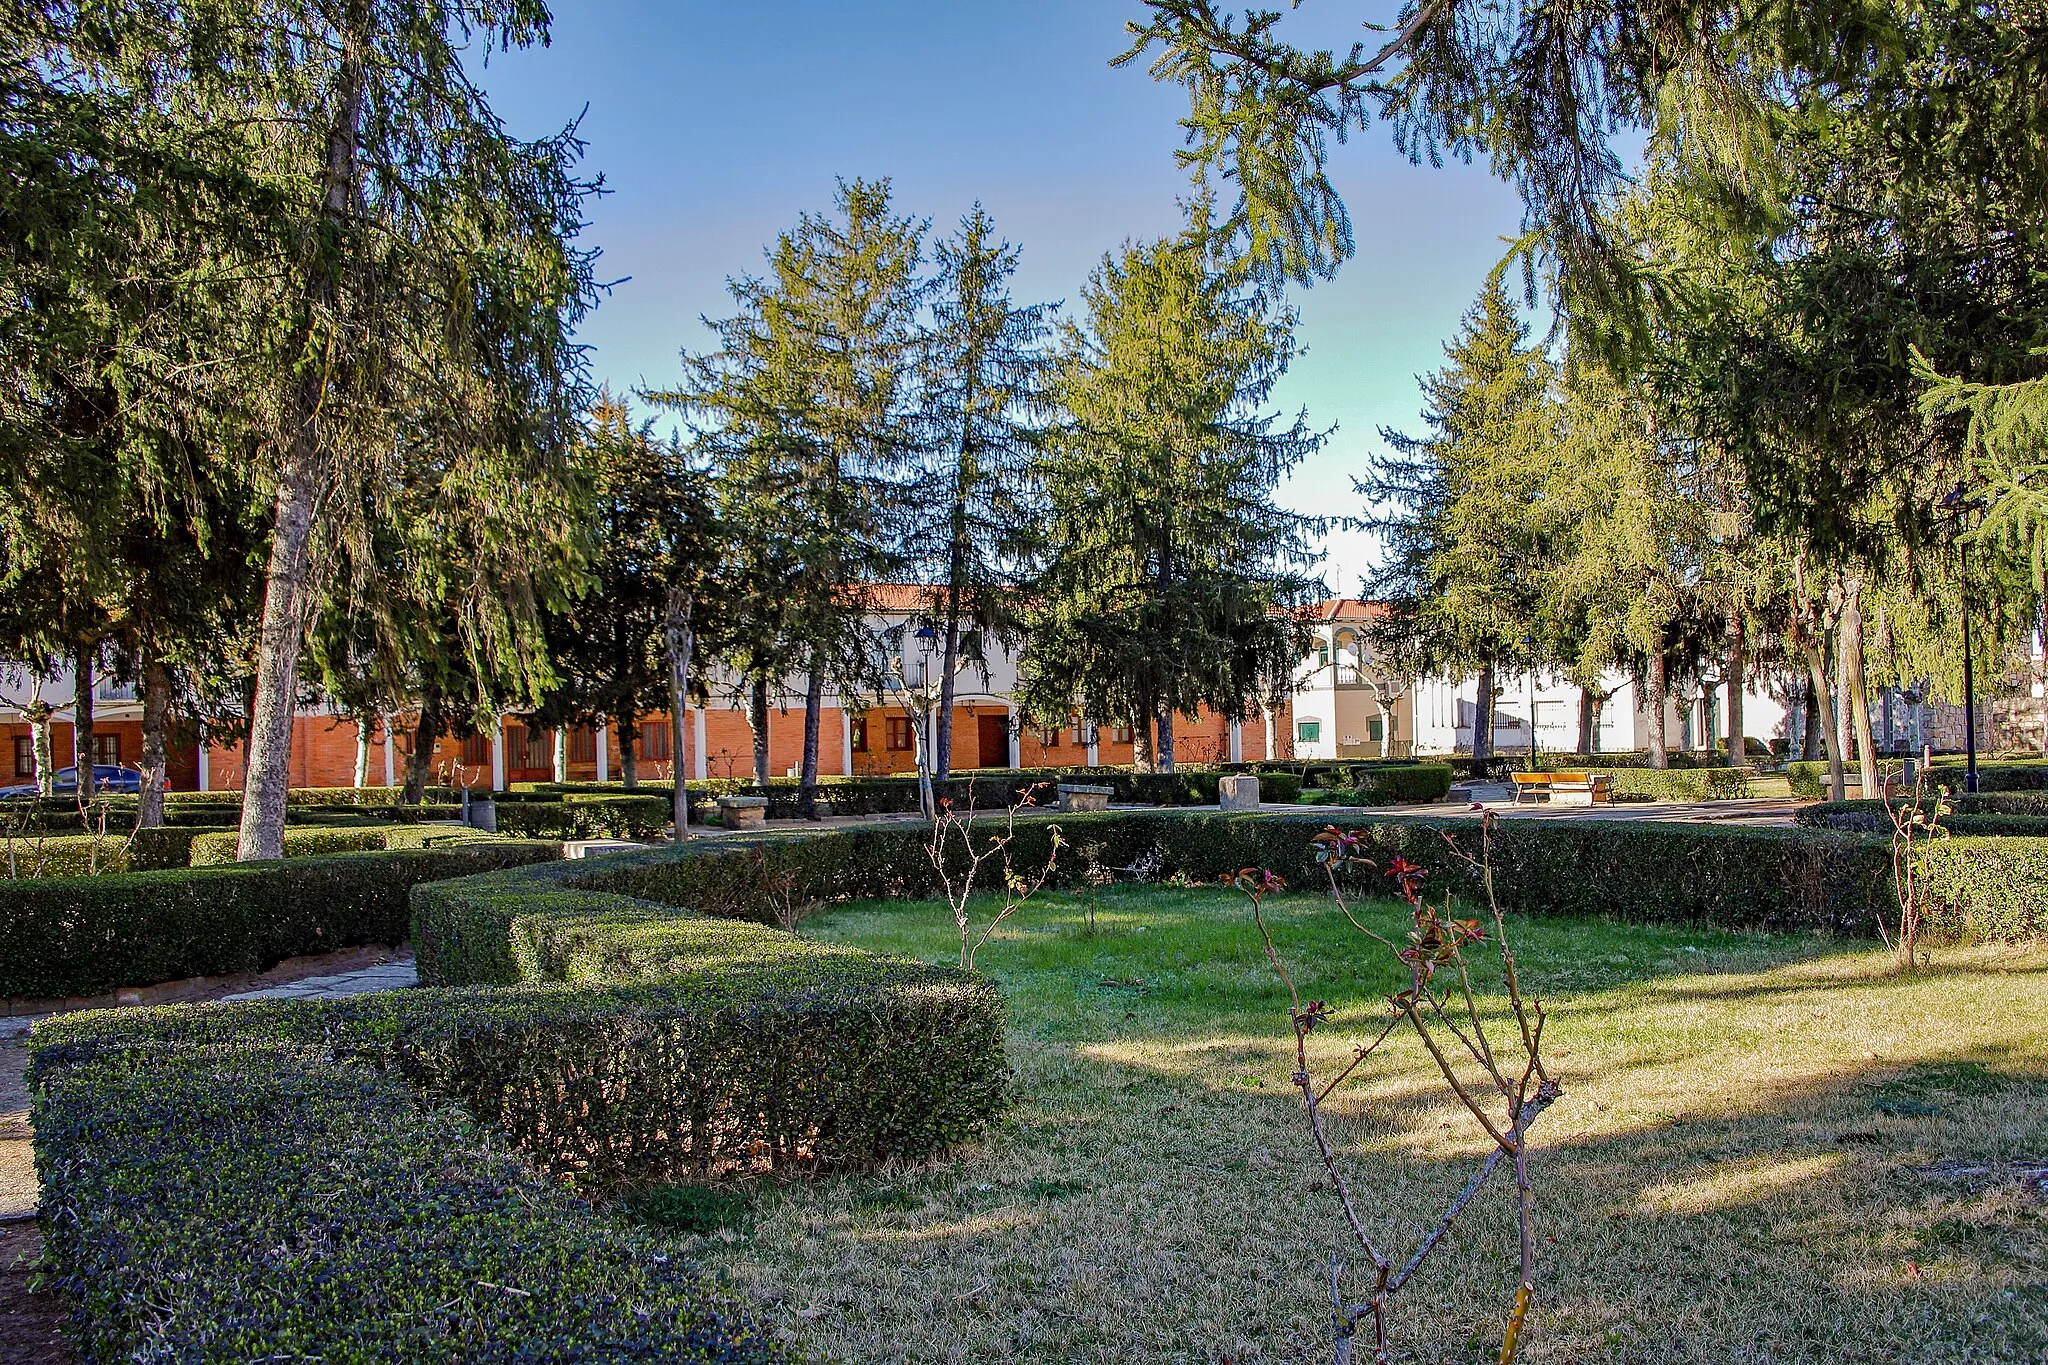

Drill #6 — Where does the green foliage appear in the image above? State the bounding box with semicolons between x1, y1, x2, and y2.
1932;760;2048;793
187;824;512;867
1583;766;1752;802
26;1040;790;1364
1019;227;1323;762
491;794;672;840
1295;763;1455;805
0;842;558;999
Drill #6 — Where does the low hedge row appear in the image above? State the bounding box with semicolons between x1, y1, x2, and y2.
26;1036;789;1364
1932;760;2048;792
567;808;2040;941
0;840;560;999
492;792;673;839
187;823;514;866
1585;765;1752;802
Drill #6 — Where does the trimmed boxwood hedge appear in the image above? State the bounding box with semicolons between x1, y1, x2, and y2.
0;840;559;999
1584;765;1752;802
186;822;515;866
492;792;673;839
26;1037;789;1364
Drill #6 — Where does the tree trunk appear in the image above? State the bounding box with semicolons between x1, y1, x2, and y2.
137;654;171;829
618;712;640;788
238;43;365;862
1726;610;1747;768
1262;701;1278;761
1841;578;1879;797
354;716;373;789
73;649;95;800
1375;695;1396;759
1155;705;1176;773
1471;661;1496;777
1130;704;1154;772
936;585;961;783
665;587;695;838
1801;640;1847;801
1577;687;1598;756
27;700;54;796
749;677;770;789
401;683;442;805
798;657;824;819
552;726;568;782
1645;650;1669;769
1801;678;1823;762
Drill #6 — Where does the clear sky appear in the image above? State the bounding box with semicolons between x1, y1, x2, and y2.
474;0;1530;596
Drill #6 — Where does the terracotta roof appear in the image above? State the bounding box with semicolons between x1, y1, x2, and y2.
1303;598;1390;622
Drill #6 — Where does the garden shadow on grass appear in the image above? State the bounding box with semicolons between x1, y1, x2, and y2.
696;888;2048;1364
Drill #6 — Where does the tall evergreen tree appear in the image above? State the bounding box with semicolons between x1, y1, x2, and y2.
660;180;924;815
910;206;1054;779
1021;232;1323;770
1362;273;1557;775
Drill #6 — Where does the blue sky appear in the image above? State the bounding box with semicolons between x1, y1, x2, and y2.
476;0;1529;593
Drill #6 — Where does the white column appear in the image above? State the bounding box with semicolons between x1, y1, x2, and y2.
1228;720;1243;763
1086;720;1100;767
692;707;708;781
595;723;610;783
489;720;506;792
381;714;396;787
1006;705;1022;768
196;735;210;792
839;708;854;775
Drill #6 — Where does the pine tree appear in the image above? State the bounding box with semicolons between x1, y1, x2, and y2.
909;206;1054;780
1021;232;1323;770
660;180;924;815
1363;273;1557;775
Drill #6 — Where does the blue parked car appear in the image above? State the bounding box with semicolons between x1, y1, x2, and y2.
0;765;147;799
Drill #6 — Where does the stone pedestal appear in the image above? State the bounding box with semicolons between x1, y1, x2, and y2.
716;795;769;830
464;797;497;833
1218;774;1262;812
1056;783;1113;813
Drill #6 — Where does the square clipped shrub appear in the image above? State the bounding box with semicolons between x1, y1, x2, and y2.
27;1036;791;1364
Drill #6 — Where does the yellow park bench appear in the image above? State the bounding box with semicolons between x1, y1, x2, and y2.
1508;771;1615;806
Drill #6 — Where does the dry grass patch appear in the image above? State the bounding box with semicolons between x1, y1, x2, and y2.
653;887;2047;1364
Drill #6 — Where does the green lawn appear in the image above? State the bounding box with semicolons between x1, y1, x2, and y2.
659;884;2048;1364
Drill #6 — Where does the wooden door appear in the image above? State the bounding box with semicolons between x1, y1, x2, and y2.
977;714;1011;769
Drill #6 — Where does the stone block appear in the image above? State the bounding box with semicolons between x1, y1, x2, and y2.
1218;774;1262;812
1056;783;1113;813
716;795;769;830
563;839;644;860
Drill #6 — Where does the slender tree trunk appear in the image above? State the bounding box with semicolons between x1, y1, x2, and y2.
1801;641;1847;801
354;716;373;789
401;683;442;805
936;535;967;783
239;42;365;861
1726;611;1747;768
552;726;568;782
1156;706;1176;773
798;656;824;819
137;654;171;829
1841;578;1879;796
1375;695;1396;758
1577;688;1597;756
1471;661;1496;777
665;588;695;837
72;650;95;800
1801;677;1823;762
1645;651;1669;769
26;699;54;796
1262;701;1278;760
749;677;770;789
618;713;640;788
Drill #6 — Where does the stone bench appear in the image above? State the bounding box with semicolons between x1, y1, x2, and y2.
715;795;769;830
1055;783;1113;813
562;839;644;860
